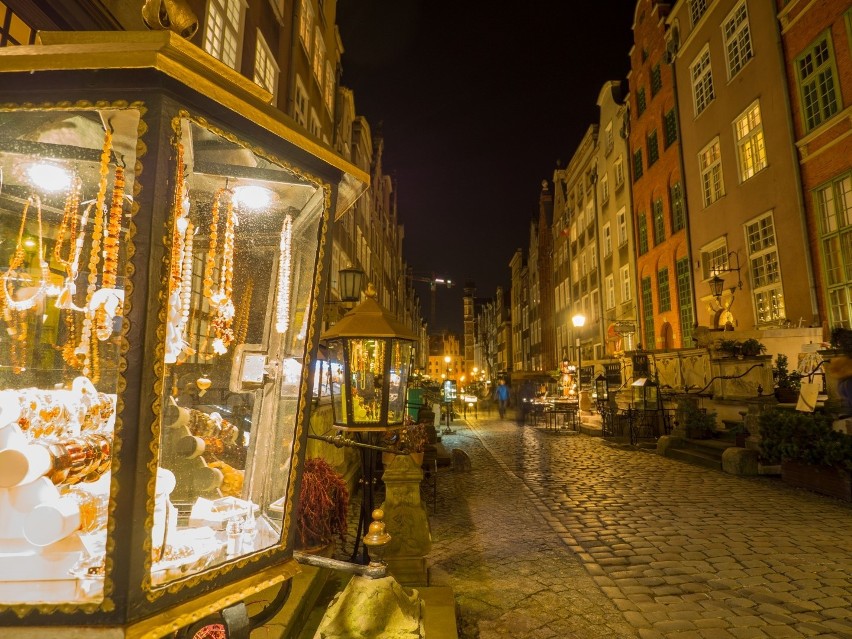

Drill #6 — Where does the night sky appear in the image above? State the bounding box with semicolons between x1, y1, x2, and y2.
336;1;636;334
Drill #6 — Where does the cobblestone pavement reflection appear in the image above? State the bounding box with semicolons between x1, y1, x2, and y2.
425;413;852;639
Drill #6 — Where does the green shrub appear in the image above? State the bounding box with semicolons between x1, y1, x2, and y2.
758;408;852;470
677;396;717;439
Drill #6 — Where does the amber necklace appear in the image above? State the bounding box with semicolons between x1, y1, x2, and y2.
275;215;293;334
2;195;49;312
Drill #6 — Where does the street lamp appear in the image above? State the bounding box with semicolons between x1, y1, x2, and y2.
442;355;455;433
321;282;417;562
572;313;586;393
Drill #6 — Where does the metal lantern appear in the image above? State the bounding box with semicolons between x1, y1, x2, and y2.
631;377;659;411
338;266;365;303
322;283;417;428
594;373;609;405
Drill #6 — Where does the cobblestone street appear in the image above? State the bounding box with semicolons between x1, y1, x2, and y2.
424;413;852;639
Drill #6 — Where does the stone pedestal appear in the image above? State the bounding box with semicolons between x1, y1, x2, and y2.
312;575;423;639
380;453;431;586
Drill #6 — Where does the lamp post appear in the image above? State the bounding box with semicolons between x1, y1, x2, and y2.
442;355;455;433
572;313;586;394
321;282;417;563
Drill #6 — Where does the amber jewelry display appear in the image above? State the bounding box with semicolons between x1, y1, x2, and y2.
79;127;114;381
94;164;125;340
53;175;83;272
55;200;94;313
165;143;191;364
275;215;293;334
202;187;236;356
2;195;50;313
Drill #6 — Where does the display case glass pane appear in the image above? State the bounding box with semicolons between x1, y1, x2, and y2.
151;118;324;586
0;106;140;604
387;340;413;424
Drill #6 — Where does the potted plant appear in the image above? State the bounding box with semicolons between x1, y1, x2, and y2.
739;338;766;358
294;457;349;552
676;395;718;439
758;407;852;501
773;354;802;403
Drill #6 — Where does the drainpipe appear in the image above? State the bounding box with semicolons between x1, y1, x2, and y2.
771;12;819;328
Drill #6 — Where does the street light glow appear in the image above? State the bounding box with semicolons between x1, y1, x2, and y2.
572;313;586;328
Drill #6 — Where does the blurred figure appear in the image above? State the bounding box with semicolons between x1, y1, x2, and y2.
495;379;510;419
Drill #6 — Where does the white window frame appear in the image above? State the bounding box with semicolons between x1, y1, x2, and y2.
744;211;785;324
203;0;246;71
606;274;616;309
603;223;612;257
689;0;708;27
294;75;308;127
312;26;325;84
601;173;610;203
699;236;729;281
309;108;321;138
723;0;753;79
620;264;632;303
691;46;715;116
324;60;335;115
617;207;628;247
733;99;766;182
253;30;279;100
299;0;313;54
614;155;625;188
699;137;725;207
605;122;614;155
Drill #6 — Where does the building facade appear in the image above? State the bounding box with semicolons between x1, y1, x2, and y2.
670;0;816;332
776;0;852;330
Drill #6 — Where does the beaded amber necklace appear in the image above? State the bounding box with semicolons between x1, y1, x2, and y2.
2;195;50;313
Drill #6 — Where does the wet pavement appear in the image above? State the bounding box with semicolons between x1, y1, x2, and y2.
422;411;852;639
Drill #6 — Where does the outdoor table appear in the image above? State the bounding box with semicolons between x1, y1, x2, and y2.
547;400;579;431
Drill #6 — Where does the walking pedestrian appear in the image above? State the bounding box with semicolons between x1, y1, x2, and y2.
494;379;510;419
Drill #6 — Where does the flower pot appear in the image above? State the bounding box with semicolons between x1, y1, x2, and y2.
774;387;799;403
781;460;852;502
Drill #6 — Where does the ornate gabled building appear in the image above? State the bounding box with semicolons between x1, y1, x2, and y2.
629;0;694;350
553;125;601;369
669;0;815;332
529;182;555;372
509;248;529;371
596;80;639;355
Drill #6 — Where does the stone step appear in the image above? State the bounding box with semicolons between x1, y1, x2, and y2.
666;446;723;470
684;438;731;455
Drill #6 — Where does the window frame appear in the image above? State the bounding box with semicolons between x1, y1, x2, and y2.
253;29;280;100
744;211;786;325
733;99;767;182
699;136;724;207
723;0;754;79
657;267;671;312
652;198;665;246
203;0;246;70
795;30;840;133
814;173;852;327
691;46;715;116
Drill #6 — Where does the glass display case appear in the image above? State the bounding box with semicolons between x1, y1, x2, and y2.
0;31;367;636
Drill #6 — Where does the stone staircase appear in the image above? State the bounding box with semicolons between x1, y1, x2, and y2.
665;438;733;470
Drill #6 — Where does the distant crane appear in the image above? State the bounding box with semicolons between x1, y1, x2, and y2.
407;268;453;326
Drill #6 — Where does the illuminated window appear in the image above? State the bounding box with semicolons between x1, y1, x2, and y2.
324;60;335;114
299;0;313;53
603;223;612;256
724;1;753;78
676;258;693;345
253;30;279;99
312;26;325;83
691;47;715;116
815;173;852;327
745;212;785;324
0;2;35;46
601;173;609;203
734;100;766;181
700;238;729;280
606;275;616;309
641;277;654;346
203;0;244;70
699;137;724;207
